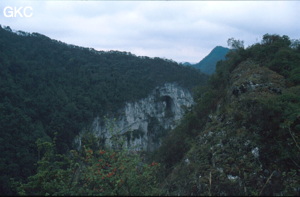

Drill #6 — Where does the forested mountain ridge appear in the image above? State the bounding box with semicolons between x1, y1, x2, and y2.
189;46;230;74
155;34;300;195
0;25;208;195
2;24;299;196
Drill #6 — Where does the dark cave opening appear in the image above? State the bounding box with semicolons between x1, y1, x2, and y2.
161;96;175;117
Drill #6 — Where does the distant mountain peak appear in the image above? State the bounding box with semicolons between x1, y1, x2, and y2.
190;46;230;75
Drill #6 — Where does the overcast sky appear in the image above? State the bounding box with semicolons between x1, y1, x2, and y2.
1;0;299;63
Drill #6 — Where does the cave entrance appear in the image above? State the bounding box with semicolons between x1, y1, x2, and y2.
161;96;175;117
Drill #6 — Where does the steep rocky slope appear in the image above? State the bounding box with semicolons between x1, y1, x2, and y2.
156;35;300;196
161;60;290;195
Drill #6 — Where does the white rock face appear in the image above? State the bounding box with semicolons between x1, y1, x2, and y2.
251;147;259;159
78;83;194;151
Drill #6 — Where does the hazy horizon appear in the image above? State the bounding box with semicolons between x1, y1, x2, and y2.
1;1;299;63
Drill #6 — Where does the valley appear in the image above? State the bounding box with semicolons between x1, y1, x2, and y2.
0;25;299;196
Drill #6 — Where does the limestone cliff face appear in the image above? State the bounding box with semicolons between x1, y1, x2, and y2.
77;83;194;151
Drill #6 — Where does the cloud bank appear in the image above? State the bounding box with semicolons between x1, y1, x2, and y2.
1;1;299;63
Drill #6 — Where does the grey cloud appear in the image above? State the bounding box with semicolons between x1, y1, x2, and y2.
0;1;299;63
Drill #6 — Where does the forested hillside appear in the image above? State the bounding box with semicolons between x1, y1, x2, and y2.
0;25;207;195
2;24;299;196
190;46;230;74
154;34;300;196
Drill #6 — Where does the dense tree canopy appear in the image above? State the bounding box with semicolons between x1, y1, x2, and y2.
2;24;299;196
0;25;207;195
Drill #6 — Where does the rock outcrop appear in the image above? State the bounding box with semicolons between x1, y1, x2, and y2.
160;60;296;196
76;83;194;151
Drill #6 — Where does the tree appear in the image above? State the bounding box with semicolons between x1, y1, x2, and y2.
290;39;300;50
227;38;244;50
17;127;161;196
262;34;291;47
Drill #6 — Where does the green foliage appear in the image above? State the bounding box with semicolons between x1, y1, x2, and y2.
0;26;207;195
3;24;300;196
17;129;161;196
17;139;73;195
155;34;300;195
227;37;244;50
257;87;300;168
153;85;223;176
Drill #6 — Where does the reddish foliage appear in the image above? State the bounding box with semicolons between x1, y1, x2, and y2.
99;150;106;155
150;162;158;166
